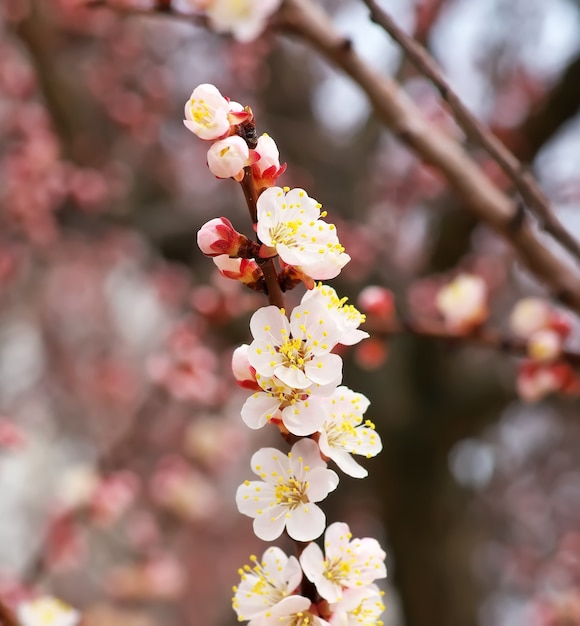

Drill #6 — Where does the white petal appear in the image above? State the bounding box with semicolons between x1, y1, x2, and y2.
286;503;326;541
250;306;289;343
304;353;343;386
299;542;325;582
235;481;274;516
253;506;287;541
328;449;368;478
274;364;311;389
251;447;290;481
305;467;339;501
241;393;281;429
281;398;326;436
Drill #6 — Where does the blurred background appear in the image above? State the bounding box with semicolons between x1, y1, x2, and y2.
1;0;580;625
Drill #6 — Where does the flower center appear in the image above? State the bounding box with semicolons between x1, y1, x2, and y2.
278;338;308;370
275;477;309;509
268;219;303;248
190;100;214;128
323;556;353;584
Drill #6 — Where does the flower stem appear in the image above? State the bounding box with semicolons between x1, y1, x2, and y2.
239;169;286;310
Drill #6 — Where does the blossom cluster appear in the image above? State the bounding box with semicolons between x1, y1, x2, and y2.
232;523;386;625
188;83;387;625
509;297;577;402
187;84;350;288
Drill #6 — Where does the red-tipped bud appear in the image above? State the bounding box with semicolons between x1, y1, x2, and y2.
251;134;287;190
213;255;263;287
517;360;579;403
357;286;395;320
197;218;247;257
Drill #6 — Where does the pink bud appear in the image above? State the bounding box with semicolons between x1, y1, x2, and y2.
231;344;259;390
251;133;286;187
207;136;249;181
197;217;243;257
213;255;262;285
357;286;395;319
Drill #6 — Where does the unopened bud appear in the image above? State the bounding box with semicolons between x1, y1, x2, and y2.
213;255;263;287
207;136;250;181
231;344;259;390
251;133;286;189
197;217;247;257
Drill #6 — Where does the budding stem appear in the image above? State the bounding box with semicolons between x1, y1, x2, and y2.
239;167;286;310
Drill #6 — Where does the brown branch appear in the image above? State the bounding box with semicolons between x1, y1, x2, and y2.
361;0;580;264
0;597;20;626
516;53;580;163
276;0;580;314
239;170;286;310
369;318;580;367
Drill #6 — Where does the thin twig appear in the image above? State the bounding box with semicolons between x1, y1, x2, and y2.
362;0;580;264
276;0;580;314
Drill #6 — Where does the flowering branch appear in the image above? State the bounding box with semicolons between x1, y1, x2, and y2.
361;0;580;265
276;0;580;314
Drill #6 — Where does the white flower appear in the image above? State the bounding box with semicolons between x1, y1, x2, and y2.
261;596;331;626
299;522;387;603
303;284;369;346
317;386;382;478
236;438;339;541
257;187;350;281
206;0;282;43
207;135;249;181
509;297;552;339
18;596;80;626
248;303;343;389
435;273;488;331
241;374;337;436
232;548;302;622
329;584;386;626
183;83;233;140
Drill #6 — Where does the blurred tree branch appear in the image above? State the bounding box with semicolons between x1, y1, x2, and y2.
276;0;580;314
361;0;580;265
515;53;580;163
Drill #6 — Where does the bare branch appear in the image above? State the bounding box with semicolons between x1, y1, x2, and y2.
276;0;580;314
361;0;580;264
